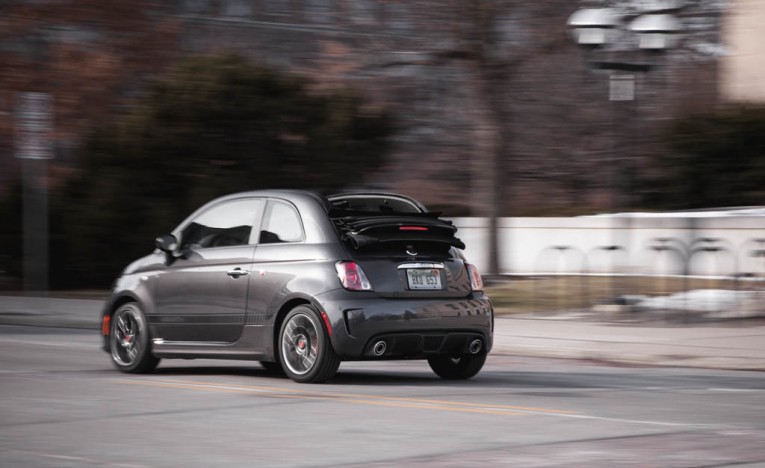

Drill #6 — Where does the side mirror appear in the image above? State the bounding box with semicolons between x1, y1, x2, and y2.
155;234;179;254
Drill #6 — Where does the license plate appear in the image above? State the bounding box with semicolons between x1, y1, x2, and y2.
406;269;442;290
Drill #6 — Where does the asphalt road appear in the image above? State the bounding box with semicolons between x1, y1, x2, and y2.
2;325;764;467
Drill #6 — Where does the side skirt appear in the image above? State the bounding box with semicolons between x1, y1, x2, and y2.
151;325;270;361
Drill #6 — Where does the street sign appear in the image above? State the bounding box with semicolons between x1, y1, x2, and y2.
610;74;635;101
15;92;54;160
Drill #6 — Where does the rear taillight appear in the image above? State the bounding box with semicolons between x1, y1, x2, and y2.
335;261;373;291
466;263;484;291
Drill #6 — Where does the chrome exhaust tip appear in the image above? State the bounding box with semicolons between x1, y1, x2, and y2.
372;340;387;357
469;339;482;355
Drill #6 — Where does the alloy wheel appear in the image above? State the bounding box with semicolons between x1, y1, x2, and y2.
111;306;144;367
109;302;159;373
281;313;319;376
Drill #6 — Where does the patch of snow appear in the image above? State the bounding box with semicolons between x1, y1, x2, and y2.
633;289;765;318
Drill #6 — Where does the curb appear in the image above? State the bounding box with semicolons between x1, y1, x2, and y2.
489;345;765;371
0;313;99;330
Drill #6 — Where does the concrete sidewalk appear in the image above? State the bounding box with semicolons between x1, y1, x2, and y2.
1;295;763;371
492;317;765;371
0;296;103;329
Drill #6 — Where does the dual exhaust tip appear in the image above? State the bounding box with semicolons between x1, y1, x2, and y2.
371;338;483;357
372;340;387;356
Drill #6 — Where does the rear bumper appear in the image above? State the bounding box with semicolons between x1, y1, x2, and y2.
314;289;493;360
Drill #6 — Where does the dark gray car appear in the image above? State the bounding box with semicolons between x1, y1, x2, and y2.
101;190;493;383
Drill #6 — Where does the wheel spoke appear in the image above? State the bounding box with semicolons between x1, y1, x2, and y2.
117;317;128;336
282;313;320;376
282;333;293;349
303;352;316;368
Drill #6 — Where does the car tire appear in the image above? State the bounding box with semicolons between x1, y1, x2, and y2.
109;303;160;374
278;305;340;383
427;354;486;380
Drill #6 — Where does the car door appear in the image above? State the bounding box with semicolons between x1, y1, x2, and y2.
246;199;310;327
153;198;264;343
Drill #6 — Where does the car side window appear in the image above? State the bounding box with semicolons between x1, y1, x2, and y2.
180;199;263;250
259;201;304;244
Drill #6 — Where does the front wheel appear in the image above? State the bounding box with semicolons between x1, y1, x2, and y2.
278;305;340;383
428;354;486;380
109;303;160;373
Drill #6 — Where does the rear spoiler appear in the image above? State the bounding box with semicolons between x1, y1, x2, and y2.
331;211;465;250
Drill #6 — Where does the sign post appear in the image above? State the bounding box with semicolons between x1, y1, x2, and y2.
15;92;54;296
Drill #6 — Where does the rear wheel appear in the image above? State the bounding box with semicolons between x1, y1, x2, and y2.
279;305;340;383
428;354;486;380
110;303;160;373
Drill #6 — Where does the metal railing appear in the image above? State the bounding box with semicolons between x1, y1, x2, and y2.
519;236;765;317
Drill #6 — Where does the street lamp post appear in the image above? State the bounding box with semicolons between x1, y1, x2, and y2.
567;2;682;287
567;2;683;213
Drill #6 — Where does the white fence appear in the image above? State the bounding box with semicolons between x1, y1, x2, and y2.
452;213;765;277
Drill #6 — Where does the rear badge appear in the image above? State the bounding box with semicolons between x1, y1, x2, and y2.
406;245;418;256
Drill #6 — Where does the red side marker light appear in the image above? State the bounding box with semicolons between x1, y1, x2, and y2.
102;314;111;336
319;309;332;336
400;226;428;231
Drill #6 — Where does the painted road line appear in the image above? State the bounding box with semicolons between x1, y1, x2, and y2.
147;378;577;414
116;378;729;428
117;379;548;416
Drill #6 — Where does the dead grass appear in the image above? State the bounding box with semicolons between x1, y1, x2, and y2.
485;275;762;314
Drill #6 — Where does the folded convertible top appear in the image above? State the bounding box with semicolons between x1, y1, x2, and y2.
330;209;465;250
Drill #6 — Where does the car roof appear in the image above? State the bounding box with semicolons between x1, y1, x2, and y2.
213;189;332;212
172;190;337;244
202;190;431;216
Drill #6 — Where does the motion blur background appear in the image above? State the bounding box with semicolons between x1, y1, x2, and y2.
0;1;764;304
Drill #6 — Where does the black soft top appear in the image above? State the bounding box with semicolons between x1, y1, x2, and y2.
327;193;464;250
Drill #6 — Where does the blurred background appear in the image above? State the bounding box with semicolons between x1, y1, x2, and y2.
0;0;763;315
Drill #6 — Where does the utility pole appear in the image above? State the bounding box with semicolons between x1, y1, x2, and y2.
15;92;54;296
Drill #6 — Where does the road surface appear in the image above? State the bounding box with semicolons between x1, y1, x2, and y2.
1;325;764;467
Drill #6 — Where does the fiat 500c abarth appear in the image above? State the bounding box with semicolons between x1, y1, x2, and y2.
101;191;493;383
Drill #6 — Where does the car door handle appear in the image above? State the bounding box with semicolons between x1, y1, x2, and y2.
226;268;249;278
